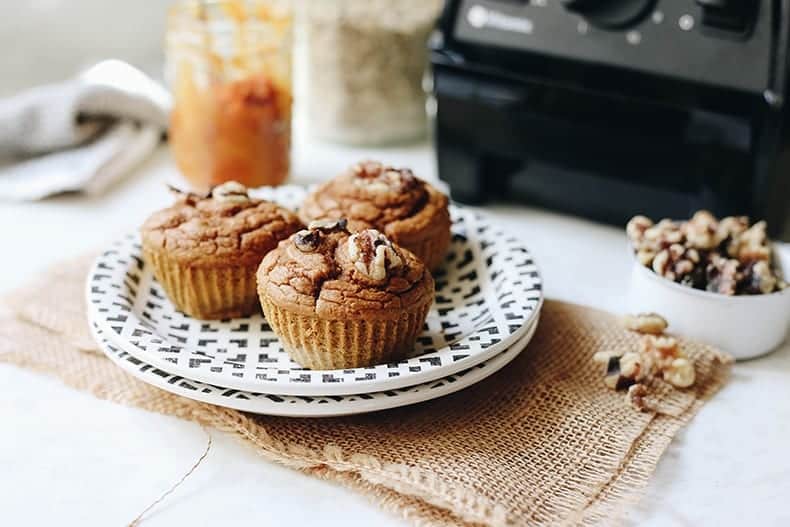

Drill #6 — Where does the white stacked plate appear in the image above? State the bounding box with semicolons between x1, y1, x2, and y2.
87;186;543;417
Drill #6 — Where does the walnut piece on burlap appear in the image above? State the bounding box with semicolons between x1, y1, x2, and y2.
0;255;733;527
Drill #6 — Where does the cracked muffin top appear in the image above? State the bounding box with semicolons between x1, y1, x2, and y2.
256;219;434;320
141;181;303;267
298;160;450;247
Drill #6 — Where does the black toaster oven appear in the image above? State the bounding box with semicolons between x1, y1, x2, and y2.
430;0;790;237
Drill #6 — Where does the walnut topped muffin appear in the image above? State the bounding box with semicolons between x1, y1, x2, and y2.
141;181;303;319
257;219;434;369
299;160;451;271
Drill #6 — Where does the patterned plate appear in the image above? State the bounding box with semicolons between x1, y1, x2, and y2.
87;185;543;396
90;316;538;417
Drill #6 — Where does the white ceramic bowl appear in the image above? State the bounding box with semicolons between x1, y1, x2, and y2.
627;244;790;360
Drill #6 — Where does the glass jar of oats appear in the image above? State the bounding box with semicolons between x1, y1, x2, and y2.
166;0;292;192
304;0;442;145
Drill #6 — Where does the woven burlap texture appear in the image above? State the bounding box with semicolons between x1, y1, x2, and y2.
0;255;733;527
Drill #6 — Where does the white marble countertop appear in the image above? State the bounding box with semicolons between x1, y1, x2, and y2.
1;138;789;527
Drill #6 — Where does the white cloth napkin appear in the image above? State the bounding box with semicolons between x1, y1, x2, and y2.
0;60;171;201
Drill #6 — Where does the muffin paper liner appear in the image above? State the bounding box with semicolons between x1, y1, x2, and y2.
402;226;452;273
143;248;260;320
259;297;432;370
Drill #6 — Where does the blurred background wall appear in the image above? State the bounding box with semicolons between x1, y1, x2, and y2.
0;0;170;96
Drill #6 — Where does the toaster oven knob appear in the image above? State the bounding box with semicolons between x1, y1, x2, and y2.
561;0;655;29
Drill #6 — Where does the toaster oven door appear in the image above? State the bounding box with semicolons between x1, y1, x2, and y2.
434;67;760;226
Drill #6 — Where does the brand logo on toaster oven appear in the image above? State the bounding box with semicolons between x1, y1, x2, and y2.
466;5;533;34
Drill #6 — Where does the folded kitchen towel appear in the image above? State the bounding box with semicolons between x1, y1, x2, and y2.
0;60;170;201
0;255;735;526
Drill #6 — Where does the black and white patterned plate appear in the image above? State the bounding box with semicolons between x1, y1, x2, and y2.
91;317;537;417
87;185;543;396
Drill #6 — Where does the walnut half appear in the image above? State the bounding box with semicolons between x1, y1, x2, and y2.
351;160;418;193
622;313;668;335
210;181;249;203
663;358;696;388
347;229;403;281
308;218;348;233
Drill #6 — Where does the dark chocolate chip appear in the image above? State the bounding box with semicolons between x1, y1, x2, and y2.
294;230;320;252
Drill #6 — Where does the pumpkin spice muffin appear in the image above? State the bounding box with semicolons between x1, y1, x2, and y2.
299;160;451;271
140;181;303;319
256;219;435;369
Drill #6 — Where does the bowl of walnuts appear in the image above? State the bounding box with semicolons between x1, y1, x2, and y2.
626;211;790;360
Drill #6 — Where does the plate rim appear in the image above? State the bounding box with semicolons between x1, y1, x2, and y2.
89;280;542;395
91;316;538;417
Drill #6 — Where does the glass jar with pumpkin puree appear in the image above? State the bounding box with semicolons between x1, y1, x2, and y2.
166;0;292;191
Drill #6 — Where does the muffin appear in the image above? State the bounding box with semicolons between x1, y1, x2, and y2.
299;160;451;271
256;219;435;369
140;181;303;319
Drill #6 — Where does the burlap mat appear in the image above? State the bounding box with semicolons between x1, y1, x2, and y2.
0;255;733;526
